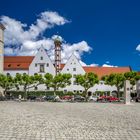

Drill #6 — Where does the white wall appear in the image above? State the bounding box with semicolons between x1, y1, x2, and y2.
4;70;28;77
61;54;85;92
29;47;55;76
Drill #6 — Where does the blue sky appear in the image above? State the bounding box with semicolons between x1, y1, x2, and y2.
1;0;140;70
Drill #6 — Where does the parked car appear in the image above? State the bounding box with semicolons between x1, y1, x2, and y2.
27;96;37;101
0;96;6;101
97;96;106;102
54;95;61;102
106;96;119;102
35;96;45;102
43;95;56;101
74;95;85;102
134;97;140;102
61;95;72;101
97;96;119;102
88;96;98;102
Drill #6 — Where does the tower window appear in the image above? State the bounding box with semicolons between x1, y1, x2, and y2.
40;64;45;73
35;64;37;67
40;56;43;60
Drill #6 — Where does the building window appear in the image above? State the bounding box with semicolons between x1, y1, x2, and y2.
73;81;77;85
47;87;50;90
7;73;10;76
73;68;76;71
100;82;103;85
46;63;49;67
8;64;11;67
34;86;38;90
64;90;67;93
35;64;37;67
17;64;20;67
67;69;69;71
73;74;76;78
40;64;45;73
40;56;43;60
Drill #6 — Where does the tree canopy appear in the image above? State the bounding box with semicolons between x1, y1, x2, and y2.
0;74;14;95
101;73;125;98
75;72;99;96
44;73;72;95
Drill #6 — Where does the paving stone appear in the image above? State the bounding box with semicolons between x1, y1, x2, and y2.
0;101;140;140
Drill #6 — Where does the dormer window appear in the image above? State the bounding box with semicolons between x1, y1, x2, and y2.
40;56;43;60
8;64;11;67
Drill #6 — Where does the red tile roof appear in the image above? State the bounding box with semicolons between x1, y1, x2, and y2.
4;56;131;78
4;56;34;70
83;66;131;79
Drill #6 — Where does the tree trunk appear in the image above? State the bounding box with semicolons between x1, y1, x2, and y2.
117;86;120;99
3;89;7;97
85;89;88;102
54;87;56;96
24;85;27;99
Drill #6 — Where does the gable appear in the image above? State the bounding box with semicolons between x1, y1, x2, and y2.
29;47;55;75
61;54;85;74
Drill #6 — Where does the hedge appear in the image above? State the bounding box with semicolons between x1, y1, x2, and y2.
6;91;76;98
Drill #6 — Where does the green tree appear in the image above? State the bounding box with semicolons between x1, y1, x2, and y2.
124;71;138;91
0;74;14;96
75;72;99;98
102;73;125;98
124;71;137;85
14;73;44;97
44;73;72;95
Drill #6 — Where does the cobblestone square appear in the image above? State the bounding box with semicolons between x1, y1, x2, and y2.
0;101;140;140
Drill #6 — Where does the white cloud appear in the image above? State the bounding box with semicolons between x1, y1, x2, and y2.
1;11;92;64
105;61;110;64
79;60;99;66
1;11;68;47
102;64;118;67
136;44;140;51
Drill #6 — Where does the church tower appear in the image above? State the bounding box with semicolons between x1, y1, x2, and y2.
54;36;62;75
0;24;5;74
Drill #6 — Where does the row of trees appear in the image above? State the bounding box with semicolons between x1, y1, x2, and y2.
102;71;140;98
0;72;99;97
0;71;140;98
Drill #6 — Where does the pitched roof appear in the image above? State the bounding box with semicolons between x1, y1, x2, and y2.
83;66;131;79
4;56;34;70
4;56;131;78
